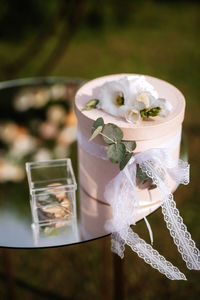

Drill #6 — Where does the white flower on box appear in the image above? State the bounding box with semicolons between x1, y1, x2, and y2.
85;75;172;123
136;92;153;109
151;97;172;117
121;97;144;123
122;77;172;122
125;108;141;123
128;76;158;99
97;77;130;117
135;92;172;118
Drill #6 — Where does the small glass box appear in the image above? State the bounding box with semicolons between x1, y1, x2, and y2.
26;158;77;226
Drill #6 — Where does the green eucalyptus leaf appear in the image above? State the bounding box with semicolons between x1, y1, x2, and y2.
83;99;99;111
92;117;104;133
122;140;136;152
89;126;103;141
102;123;123;144
119;152;133;170
107;143;126;163
37;193;58;207
136;165;149;181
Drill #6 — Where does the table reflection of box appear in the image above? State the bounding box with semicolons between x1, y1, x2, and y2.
31;220;79;247
79;186;161;240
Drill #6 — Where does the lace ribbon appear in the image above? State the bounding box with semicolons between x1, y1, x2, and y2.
111;230;186;280
104;149;200;280
77;130;200;280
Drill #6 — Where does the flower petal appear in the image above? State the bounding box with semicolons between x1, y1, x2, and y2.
98;80;128;117
152;98;172;117
135;100;146;110
125;109;141;124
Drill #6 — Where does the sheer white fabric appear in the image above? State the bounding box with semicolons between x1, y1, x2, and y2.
77;130;200;280
104;151;200;280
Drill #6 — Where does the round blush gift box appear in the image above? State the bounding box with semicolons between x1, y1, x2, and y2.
75;74;185;237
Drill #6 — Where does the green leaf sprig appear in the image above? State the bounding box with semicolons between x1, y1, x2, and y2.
89;117;136;170
82;99;99;111
89;117;158;189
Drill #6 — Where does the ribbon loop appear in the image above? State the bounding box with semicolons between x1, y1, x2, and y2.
77;130;199;279
105;147;200;280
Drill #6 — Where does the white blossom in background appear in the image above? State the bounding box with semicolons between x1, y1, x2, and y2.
0;122;20;144
39;121;58;140
32;88;50;108
33;148;52;161
0;160;25;182
47;105;66;125
9;134;38;159
57;126;77;146
54;145;69;158
14;91;34;111
50;84;66;100
14;88;50;111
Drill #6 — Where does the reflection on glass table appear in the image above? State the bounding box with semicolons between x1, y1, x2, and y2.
0;77;188;249
0;77;109;248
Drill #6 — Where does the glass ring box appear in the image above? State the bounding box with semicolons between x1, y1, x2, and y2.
26;159;77;227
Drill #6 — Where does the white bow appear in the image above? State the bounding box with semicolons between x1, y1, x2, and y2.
104;148;200;280
77;130;200;280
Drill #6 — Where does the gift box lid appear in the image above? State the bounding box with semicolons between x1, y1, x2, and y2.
75;74;185;141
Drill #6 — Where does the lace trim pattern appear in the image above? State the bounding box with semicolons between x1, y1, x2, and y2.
77;129;199;279
161;197;200;270
139;159;200;270
105;152;200;280
117;228;187;280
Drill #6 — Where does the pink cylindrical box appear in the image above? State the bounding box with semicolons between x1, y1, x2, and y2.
75;74;185;237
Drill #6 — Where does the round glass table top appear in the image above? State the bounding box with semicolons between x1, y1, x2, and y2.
0;77;187;249
0;77;110;248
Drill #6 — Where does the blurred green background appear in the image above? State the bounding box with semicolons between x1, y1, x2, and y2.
0;0;200;299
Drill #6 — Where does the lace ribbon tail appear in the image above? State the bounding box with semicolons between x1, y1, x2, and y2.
111;232;126;259
110;225;186;280
124;228;186;280
161;195;200;270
